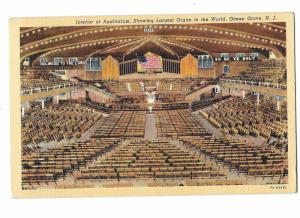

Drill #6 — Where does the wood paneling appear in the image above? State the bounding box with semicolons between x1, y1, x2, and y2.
180;54;198;78
102;55;120;80
198;68;217;78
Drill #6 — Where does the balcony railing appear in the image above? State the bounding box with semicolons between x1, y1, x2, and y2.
219;79;287;90
87;85;117;98
21;82;85;95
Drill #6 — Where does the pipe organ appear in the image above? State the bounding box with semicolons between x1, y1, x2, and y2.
162;59;180;74
120;59;138;75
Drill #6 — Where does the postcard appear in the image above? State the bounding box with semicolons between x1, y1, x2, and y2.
10;12;296;197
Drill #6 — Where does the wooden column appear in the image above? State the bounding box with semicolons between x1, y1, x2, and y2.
180;54;198;78
102;55;120;80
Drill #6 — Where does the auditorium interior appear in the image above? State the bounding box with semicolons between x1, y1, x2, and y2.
19;22;288;190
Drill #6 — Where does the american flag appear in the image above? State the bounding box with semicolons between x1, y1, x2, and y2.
137;52;162;72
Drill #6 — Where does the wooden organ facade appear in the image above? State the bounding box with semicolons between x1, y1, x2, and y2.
101;55;120;80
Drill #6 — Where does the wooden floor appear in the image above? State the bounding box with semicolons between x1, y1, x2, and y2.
144;113;157;139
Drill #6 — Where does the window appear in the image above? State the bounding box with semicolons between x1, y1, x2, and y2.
85;57;102;71
198;55;214;68
251;52;259;57
23;57;30;66
221;53;229;58
40;57;48;65
53;57;64;66
236;53;245;58
198;56;204;68
223;65;230;74
55;70;66;75
69;57;78;65
203;56;209;68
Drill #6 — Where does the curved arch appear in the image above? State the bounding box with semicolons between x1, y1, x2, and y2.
151;40;179;60
85;38;143;60
164;35;285;58
161;38;212;56
29;36;142;65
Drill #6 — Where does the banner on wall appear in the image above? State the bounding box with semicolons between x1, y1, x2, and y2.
214;56;258;62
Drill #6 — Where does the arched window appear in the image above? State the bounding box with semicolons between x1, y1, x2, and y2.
198;55;213;68
39;57;47;65
207;55;213;68
69;57;78;65
203;56;208;68
23;57;30;66
198;56;203;68
85;57;102;71
53;57;64;66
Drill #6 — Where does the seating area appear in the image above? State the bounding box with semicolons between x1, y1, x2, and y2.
112;95;146;110
199;95;288;139
181;136;288;182
82;100;112;113
103;79;209;93
21;101;102;153
20;80;289;188
191;95;230;111
155;109;211;138
74;139;228;184
104;81;134;93
20;92;289;188
21;69;68;91
92;111;146;138
156;93;186;102
22;138;120;190
111;92;188;110
239;59;287;84
156;79;189;92
17;20;292;193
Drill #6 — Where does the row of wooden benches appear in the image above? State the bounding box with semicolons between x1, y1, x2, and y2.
21;102;102;153
74;140;227;182
200;95;287;139
180;136;288;180
155;109;211;138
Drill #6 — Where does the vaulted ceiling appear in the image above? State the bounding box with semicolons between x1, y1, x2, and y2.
20;22;286;64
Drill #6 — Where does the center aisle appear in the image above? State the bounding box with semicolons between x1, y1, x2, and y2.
144;113;157;139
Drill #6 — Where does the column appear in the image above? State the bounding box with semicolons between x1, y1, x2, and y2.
56;95;59;104
256;93;260;105
41;99;45;109
21;105;25;117
242;90;245;100
277;100;281;111
25;102;31;110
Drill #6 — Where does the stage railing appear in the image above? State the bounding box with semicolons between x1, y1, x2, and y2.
120;59;138;75
162;59;180;74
